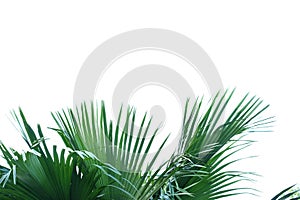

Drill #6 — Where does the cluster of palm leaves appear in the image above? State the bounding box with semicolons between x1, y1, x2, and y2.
0;90;298;199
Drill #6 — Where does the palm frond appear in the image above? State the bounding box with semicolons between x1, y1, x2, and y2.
52;101;174;199
158;90;273;199
0;109;125;200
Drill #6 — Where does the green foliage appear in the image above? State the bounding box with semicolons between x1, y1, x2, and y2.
52;90;272;199
0;90;277;199
0;109;127;200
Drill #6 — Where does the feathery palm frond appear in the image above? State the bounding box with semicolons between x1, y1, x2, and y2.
163;90;273;199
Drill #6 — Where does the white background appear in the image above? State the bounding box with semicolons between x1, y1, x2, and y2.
0;1;300;199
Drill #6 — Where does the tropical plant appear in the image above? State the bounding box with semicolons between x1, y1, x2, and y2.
51;90;273;199
0;90;275;199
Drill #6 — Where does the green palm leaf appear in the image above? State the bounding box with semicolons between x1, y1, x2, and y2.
159;90;273;199
0;109;125;200
52;101;176;199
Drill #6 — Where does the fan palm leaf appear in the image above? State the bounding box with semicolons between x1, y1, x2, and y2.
52;101;177;199
0;109;126;200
